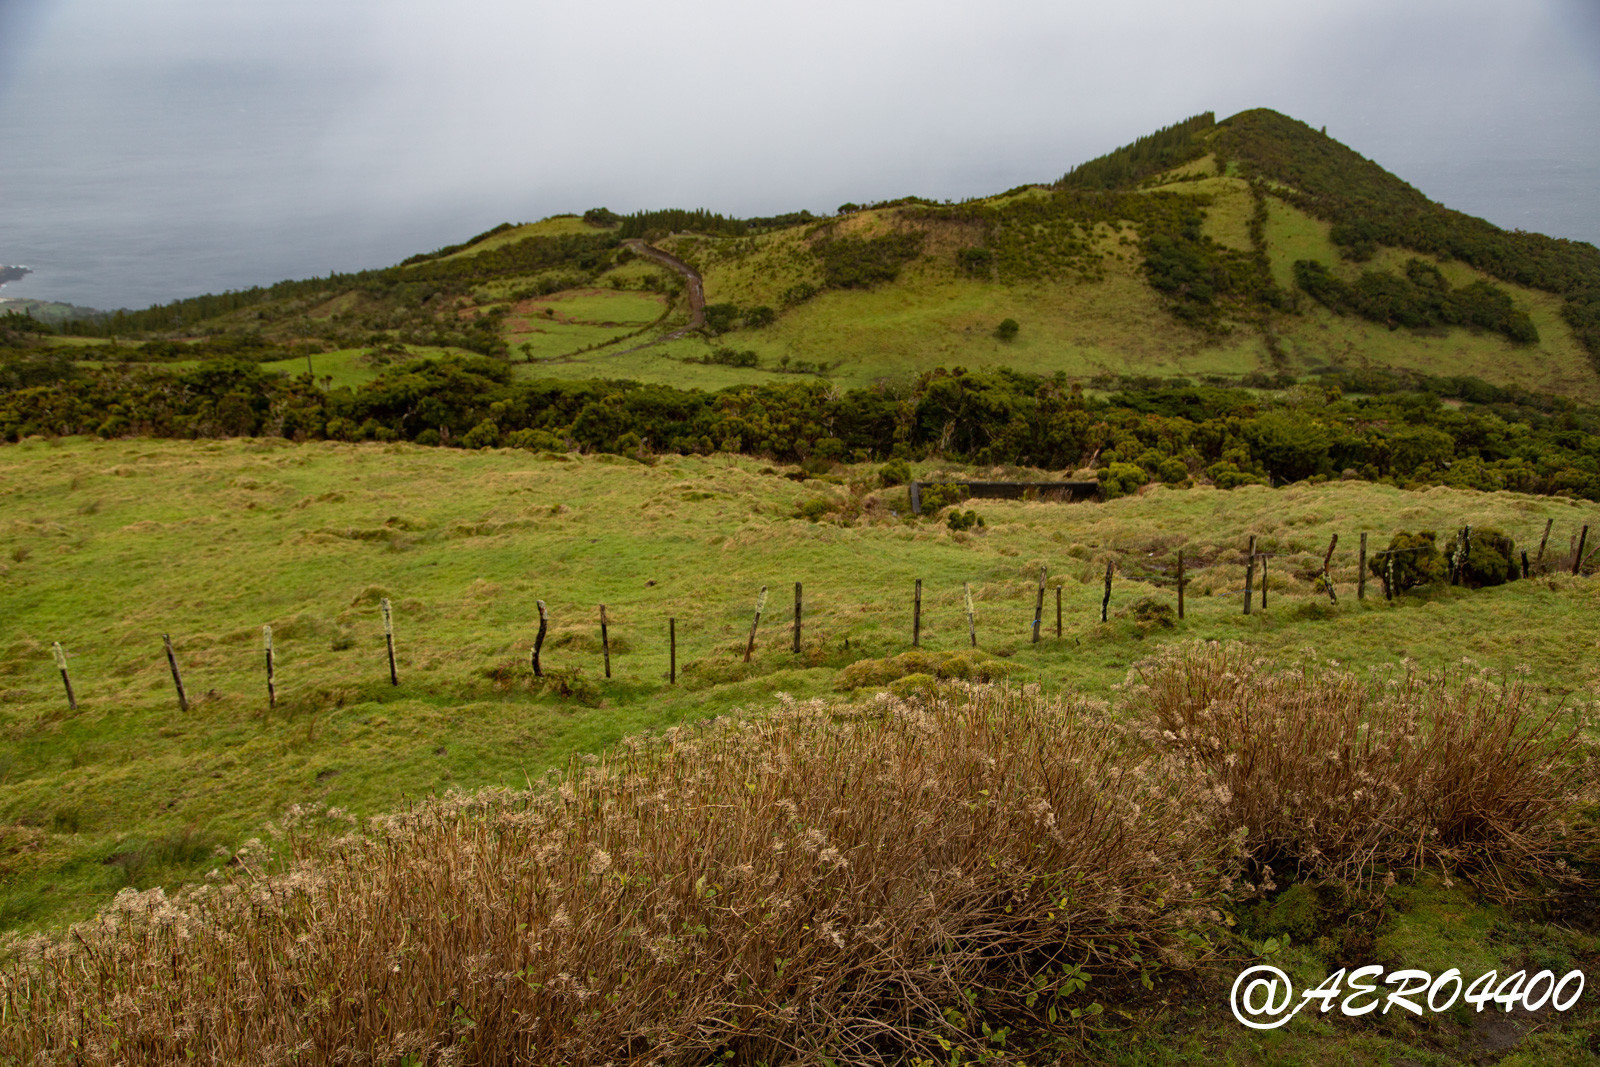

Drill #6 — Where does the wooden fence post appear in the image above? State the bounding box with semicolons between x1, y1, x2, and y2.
964;582;977;648
532;600;548;676
600;605;611;678
913;579;922;648
1358;533;1367;601
52;642;76;712
1574;525;1589;576
793;582;802;654
1450;525;1471;585
1243;536;1255;615
1100;560;1114;623
1322;534;1339;604
670;617;676;684
1176;548;1185;620
263;625;276;709
1385;554;1394;602
163;634;188;712
743;586;767;663
381;597;398;685
1535;518;1553;571
1521;550;1530;579
1031;566;1046;643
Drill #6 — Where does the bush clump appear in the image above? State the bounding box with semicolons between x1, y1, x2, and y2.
877;458;911;488
1133;642;1595;898
1097;461;1148;500
1369;530;1446;594
1458;526;1520;588
945;508;984;531
917;482;969;514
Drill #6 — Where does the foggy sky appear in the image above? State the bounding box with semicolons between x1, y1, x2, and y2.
1;0;1597;309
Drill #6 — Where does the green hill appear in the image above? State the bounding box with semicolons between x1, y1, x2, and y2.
15;109;1600;400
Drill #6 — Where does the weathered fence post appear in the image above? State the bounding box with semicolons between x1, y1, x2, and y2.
1522;550;1530;579
1358;532;1367;600
600;605;611;678
743;586;767;663
381;597;398;685
1244;536;1256;615
1574;525;1589;576
1260;552;1269;610
263;625;276;708
163;634;188;712
1031;566;1046;643
532;600;548;676
793;582;802;654
1535;518;1553;571
913;579;923;648
52;642;76;712
1385;554;1394;602
964;582;977;648
1322;534;1339;604
1176;548;1185;620
1101;559;1114;623
669;617;676;684
1450;526;1471;585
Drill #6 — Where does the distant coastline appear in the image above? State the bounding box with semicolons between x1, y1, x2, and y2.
0;292;104;323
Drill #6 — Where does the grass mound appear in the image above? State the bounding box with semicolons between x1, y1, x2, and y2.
1130;642;1596;899
1;686;1223;1065
833;649;1013;690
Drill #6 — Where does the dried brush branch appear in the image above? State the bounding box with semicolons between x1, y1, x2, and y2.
1131;642;1598;899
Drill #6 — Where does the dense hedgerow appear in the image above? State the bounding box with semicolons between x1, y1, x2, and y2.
5;358;1600;500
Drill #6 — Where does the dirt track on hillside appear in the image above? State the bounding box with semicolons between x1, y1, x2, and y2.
529;238;705;364
622;238;704;338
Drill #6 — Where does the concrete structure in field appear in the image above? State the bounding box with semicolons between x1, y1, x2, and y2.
908;479;1100;514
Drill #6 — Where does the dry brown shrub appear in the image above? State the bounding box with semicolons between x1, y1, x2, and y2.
1129;641;1597;899
1;685;1223;1066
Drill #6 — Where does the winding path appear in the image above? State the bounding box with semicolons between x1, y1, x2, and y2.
621;238;705;339
528;237;707;364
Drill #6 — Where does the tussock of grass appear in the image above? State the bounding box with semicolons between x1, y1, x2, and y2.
833;649;1012;690
1131;642;1598;899
1;685;1224;1065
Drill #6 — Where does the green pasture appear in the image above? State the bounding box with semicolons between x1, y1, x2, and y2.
508;287;666;327
2;437;1599;938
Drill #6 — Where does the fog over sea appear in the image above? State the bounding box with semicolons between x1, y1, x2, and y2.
1;0;1596;313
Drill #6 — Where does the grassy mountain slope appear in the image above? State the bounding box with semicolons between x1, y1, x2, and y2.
25;109;1600;400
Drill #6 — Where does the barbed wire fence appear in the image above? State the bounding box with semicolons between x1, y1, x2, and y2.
19;518;1596;713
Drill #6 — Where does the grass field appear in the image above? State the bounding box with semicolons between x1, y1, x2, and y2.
3;437;1599;1062
2;437;1598;939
